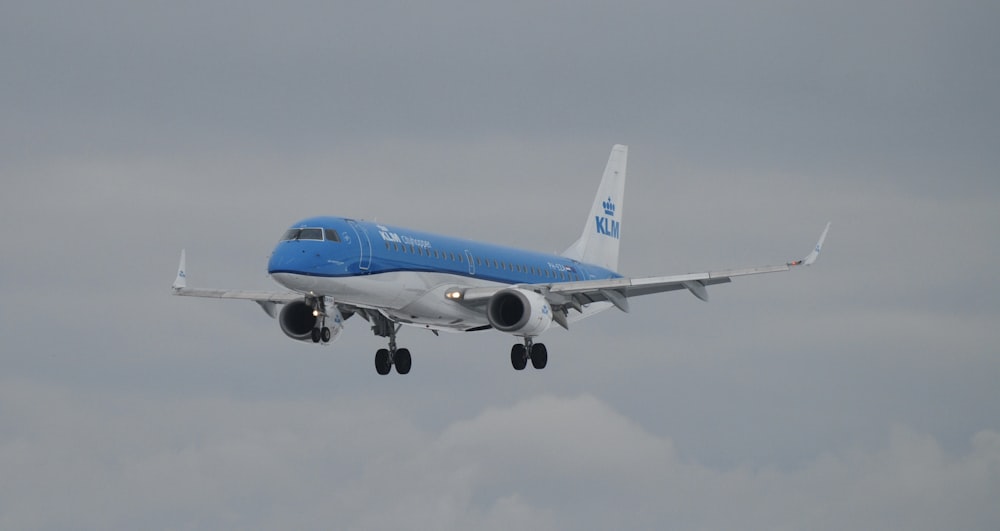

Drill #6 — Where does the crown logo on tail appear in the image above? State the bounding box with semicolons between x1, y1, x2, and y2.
602;197;616;217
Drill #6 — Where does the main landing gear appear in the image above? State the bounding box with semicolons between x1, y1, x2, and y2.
510;338;547;371
309;298;333;344
370;312;411;375
310;326;332;343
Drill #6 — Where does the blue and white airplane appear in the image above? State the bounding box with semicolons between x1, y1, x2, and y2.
173;145;829;374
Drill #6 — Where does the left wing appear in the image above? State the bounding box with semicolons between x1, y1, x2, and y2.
550;222;830;316
452;223;830;328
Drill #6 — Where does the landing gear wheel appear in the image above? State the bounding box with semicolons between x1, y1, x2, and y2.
530;343;548;369
375;348;391;375
321;327;332;343
311;328;321;343
511;344;528;371
395;348;412;374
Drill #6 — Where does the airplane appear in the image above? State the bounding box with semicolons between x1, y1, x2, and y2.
172;145;830;375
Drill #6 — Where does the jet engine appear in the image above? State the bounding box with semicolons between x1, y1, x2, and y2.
279;300;318;341
277;298;346;344
486;288;553;337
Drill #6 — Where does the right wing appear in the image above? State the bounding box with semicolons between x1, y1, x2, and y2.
171;249;303;317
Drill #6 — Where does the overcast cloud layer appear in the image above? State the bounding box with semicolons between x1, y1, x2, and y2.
2;1;999;529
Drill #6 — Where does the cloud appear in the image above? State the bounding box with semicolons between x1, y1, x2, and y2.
2;383;997;530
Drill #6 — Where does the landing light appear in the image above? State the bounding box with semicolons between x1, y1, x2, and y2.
312;309;320;317
445;290;463;301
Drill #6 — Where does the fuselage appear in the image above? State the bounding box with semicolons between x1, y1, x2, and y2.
266;216;621;330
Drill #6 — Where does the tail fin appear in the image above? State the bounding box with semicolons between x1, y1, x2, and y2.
563;144;628;272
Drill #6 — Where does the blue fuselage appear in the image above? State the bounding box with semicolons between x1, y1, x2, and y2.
267;216;620;285
265;217;621;329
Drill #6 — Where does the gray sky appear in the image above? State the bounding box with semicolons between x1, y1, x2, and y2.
2;1;999;529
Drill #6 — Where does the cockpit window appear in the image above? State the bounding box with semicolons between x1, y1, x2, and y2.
281;227;325;241
324;229;340;242
298;228;323;240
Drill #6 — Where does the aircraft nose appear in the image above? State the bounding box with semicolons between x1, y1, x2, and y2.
268;245;296;273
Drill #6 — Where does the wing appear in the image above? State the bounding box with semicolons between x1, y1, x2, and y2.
170;249;304;317
451;223;830;328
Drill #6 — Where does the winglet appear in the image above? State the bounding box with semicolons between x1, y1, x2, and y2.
172;249;187;290
789;222;831;267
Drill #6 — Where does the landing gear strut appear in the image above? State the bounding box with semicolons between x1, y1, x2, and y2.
511;338;547;371
370;312;411;375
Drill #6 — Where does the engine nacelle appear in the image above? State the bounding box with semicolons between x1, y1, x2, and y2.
278;298;347;344
279;300;318;341
486;288;553;337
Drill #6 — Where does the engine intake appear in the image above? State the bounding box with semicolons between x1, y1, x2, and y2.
279;300;318;341
486;288;553;337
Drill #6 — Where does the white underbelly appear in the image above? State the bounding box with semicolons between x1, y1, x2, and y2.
271;271;501;329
